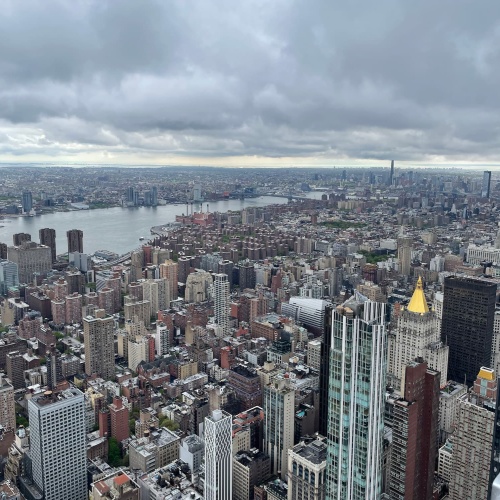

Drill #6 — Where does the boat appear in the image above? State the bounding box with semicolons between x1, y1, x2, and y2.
139;236;145;241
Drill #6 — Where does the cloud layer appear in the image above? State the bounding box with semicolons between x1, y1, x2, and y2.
1;0;500;166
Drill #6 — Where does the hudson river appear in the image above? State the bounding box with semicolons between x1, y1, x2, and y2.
0;194;322;255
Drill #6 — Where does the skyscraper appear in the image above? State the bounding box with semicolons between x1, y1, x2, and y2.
441;276;496;385
28;388;87;500
387;160;394;186
21;191;32;213
7;241;52;284
12;232;31;246
397;235;412;276
159;259;178;300
213;273;230;335
325;293;387;499
83;310;115;380
387;277;448;389
388;359;440;499
482;170;492;198
39;228;57;263
263;376;295;480
204;409;233;500
66;229;83;254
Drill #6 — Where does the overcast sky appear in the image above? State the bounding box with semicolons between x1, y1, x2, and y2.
1;0;500;167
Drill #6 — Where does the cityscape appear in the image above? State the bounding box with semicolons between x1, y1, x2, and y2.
0;165;499;499
1;1;500;499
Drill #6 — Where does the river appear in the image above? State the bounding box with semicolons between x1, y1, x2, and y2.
0;193;324;256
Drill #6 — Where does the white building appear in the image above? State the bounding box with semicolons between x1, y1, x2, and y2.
439;381;467;442
204;409;232;500
213;274;230;335
155;322;170;356
28;388;87;500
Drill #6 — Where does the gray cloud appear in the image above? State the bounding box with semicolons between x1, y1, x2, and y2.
0;0;500;164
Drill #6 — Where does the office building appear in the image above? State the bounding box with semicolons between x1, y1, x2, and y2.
204;409;233;500
397;235;412;276
325;293;387;499
7;242;52;284
0;242;7;259
388;160;394;186
281;297;331;334
387;277;448;389
319;304;334;437
228;364;262;410
28;388;87;500
389;360;440;499
0;260;18;296
263;377;295;480
441;276;496;385
287;436;327;500
21;191;32;213
239;263;256;291
39;228;56;263
0;374;16;432
83;310;115;380
66;229;83;254
448;368;499;499
482;170;492;198
214;273;230;335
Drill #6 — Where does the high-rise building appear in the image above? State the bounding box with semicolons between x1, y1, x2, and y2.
319;304;334;437
28;388;87;500
109;396;129;443
0;242;7;259
39;228;57;263
12;232;31;246
21;191;32;213
213;273;230;335
239;263;256;291
397;235;412;276
387;277;448;389
0;374;16;432
325;293;387;499
204;409;233;500
441;276;496;385
83;310;115;380
66;229;83;254
482;170;492;198
448;368;499;499
287;435;327;500
185;270;212;303
0;259;19;296
263;377;295;480
159;259;178;300
142;278;170;317
155;321;170;356
387;160;395;186
388;359;440;499
233;449;271;500
7;242;52;284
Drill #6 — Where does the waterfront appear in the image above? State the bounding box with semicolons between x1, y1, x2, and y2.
0;194;323;255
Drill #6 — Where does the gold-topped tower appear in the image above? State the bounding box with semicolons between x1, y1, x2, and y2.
407;276;429;314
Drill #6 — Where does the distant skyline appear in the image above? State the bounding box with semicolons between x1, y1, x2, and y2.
1;1;500;167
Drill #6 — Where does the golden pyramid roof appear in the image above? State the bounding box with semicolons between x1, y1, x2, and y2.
407;276;429;314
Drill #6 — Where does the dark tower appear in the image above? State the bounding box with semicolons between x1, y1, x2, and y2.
441;276;496;385
39;228;57;263
66;229;83;254
388;160;395;186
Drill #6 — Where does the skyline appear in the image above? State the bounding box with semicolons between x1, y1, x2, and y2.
1;1;500;167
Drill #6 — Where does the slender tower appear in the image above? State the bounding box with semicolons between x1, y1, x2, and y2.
325;293;387;499
204;409;232;500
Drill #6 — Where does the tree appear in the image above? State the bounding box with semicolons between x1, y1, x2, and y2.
159;416;179;432
108;437;121;467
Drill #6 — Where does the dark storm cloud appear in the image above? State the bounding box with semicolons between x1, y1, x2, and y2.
1;0;500;163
